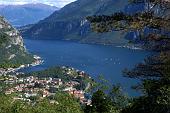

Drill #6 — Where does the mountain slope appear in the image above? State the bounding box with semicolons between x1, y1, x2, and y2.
22;0;129;45
0;4;58;27
0;16;34;68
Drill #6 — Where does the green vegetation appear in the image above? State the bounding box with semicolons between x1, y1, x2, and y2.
84;87;129;113
0;61;22;69
122;53;170;113
1;0;170;113
24;66;94;91
0;32;9;46
86;0;170;113
0;16;35;69
25;66;74;80
0;92;83;113
0;44;34;68
84;77;130;113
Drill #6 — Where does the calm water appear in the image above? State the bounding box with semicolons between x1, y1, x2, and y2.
22;39;151;96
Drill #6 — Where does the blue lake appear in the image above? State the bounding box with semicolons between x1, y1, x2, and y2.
22;39;151;96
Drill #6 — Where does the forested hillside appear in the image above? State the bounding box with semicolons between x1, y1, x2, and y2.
0;16;34;68
22;0;129;45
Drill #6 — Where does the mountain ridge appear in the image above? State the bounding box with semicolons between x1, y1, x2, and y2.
22;0;129;45
0;3;59;27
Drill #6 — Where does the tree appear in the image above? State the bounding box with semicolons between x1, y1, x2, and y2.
84;90;117;113
0;92;83;113
87;0;170;51
122;52;170;113
84;80;130;113
87;0;170;113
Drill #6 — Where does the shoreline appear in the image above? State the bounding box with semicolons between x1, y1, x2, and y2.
16;55;44;71
116;44;143;50
24;38;144;51
0;55;44;75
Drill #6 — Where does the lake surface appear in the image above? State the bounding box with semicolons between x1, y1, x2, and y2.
22;39;151;96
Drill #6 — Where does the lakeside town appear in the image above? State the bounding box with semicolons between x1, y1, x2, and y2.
0;55;43;75
0;65;93;105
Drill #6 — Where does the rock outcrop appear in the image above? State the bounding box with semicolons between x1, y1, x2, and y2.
0;16;34;68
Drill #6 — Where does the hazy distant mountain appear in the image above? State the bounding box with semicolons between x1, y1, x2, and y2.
0;3;59;27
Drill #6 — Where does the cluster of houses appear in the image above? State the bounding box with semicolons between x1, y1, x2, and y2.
3;70;92;105
0;68;18;75
5;76;62;97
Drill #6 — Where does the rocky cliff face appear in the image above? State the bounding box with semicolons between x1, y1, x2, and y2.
0;16;34;68
0;17;24;46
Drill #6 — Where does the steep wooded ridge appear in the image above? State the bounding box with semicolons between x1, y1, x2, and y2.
0;4;58;27
22;0;130;45
0;16;34;68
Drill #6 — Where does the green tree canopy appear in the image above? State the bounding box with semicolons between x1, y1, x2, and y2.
87;0;170;113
